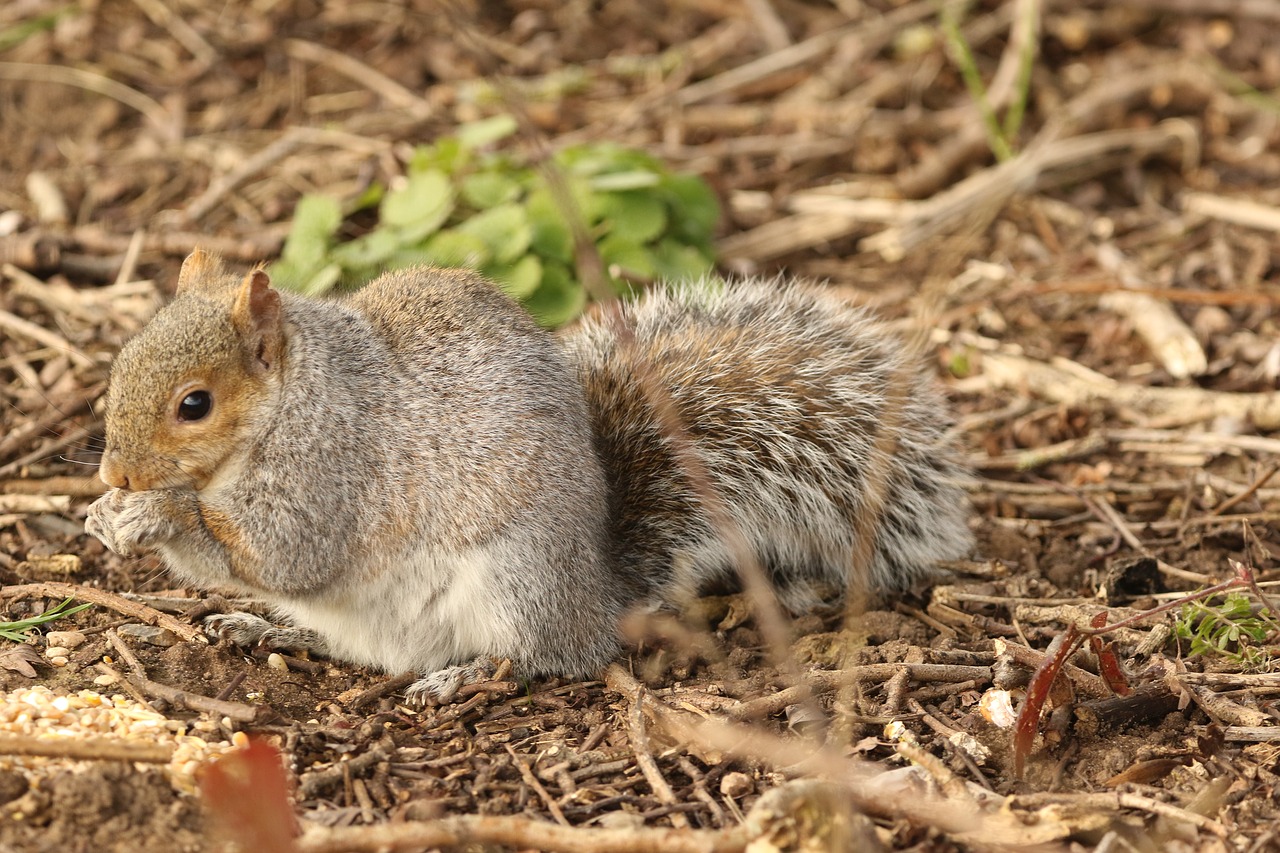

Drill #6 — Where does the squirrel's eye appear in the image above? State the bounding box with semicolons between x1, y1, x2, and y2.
177;390;213;422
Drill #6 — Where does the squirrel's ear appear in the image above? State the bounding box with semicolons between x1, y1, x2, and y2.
176;248;225;295
231;267;284;373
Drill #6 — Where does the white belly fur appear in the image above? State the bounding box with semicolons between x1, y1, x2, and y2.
277;541;512;674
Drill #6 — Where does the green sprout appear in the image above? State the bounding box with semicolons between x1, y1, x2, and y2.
938;0;1039;162
0;597;92;643
1174;592;1277;673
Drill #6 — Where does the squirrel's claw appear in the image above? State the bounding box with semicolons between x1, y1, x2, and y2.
204;612;330;658
84;505;114;552
84;488;179;557
85;489;138;556
405;657;499;706
205;612;275;646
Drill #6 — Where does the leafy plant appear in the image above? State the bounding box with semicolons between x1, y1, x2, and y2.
0;597;92;642
271;116;719;327
1175;592;1277;671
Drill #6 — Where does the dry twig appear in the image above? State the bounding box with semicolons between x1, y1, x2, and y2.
0;733;172;764
2;581;203;643
982;351;1280;429
628;691;689;828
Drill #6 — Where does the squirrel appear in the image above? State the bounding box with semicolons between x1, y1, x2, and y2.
85;249;973;702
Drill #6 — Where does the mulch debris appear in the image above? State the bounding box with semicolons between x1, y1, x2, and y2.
2;1;1280;850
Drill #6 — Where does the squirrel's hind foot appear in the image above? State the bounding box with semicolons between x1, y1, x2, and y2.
205;611;329;655
405;656;499;705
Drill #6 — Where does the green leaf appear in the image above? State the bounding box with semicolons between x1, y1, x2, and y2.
279;194;342;272
267;258;307;290
527;189;573;263
524;261;586;327
381;169;455;242
334;266;380;291
556;145;618;177
598;235;656;281
591;170;661;191
487;255;542;299
0;597;92;643
661;173;720;243
419;230;491;268
270;257;343;296
275;131;720;312
330;228;404;269
559;143;659;177
456;115;519;149
410;139;466;174
297;263;343;297
462;172;521;209
652;239;714;282
351;183;385;211
599;191;668;244
542;174;605;224
457;203;531;265
291;193;343;237
385;246;440;270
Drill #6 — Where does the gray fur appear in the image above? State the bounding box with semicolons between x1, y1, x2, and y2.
564;278;974;610
86;267;973;700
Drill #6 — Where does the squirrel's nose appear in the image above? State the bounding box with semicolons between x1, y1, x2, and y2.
99;453;129;490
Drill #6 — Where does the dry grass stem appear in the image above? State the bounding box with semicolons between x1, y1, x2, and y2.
1183;191;1280;233
0;62;173;133
284;39;433;120
1095;247;1208;379
981;351;1280;429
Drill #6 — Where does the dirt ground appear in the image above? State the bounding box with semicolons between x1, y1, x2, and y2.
2;1;1280;851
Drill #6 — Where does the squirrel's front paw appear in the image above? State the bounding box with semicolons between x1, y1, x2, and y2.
85;489;177;557
405;657;499;705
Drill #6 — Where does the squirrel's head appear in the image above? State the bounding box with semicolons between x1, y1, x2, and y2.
99;249;286;492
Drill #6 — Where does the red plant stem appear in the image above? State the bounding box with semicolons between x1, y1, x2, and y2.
1081;577;1248;636
1013;624;1083;778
